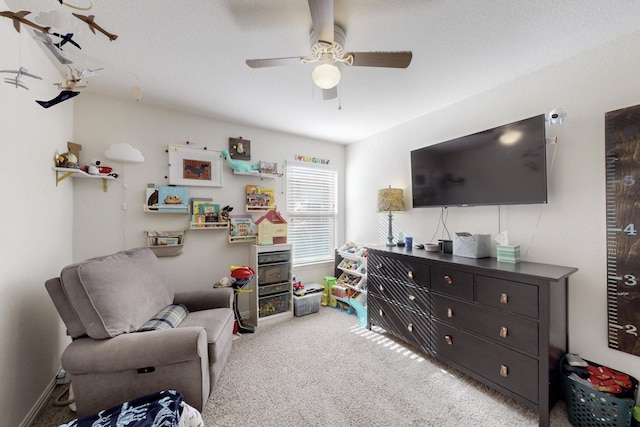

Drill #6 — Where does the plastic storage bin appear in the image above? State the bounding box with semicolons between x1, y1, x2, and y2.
258;282;290;297
293;292;322;316
293;283;324;317
562;358;638;427
258;293;290;317
257;251;290;264
258;262;289;285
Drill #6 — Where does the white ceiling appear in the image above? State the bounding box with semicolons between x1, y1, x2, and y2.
4;0;640;143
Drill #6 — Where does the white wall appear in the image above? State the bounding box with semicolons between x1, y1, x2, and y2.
71;94;345;315
346;31;640;386
0;0;75;424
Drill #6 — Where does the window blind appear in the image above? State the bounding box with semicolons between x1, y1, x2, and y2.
286;161;337;265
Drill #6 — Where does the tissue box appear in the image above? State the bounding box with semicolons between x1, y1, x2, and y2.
453;233;491;258
497;245;520;263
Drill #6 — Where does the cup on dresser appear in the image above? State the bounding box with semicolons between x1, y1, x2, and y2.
438;239;453;254
405;237;413;249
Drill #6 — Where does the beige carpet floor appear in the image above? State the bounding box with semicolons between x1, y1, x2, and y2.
32;307;572;426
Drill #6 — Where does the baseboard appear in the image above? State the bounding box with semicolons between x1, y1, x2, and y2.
19;372;58;427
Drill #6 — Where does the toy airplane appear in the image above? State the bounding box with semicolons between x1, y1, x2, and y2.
54;78;86;91
75;67;103;78
58;0;94;11
52;32;81;50
0;10;50;34
1;67;42;90
33;30;73;65
36;90;80;108
72;13;117;41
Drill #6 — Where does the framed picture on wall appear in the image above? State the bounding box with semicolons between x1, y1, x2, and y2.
167;145;223;187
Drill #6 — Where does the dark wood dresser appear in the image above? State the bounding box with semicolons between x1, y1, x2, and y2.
367;246;577;427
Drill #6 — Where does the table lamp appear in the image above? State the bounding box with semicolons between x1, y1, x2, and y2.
377;186;405;246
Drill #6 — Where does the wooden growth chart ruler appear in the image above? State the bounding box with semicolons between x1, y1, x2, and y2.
605;104;640;356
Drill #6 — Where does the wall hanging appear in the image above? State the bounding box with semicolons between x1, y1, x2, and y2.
168;145;223;187
605;103;640;357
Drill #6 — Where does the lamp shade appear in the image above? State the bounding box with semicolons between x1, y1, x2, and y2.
377;187;405;212
312;63;341;89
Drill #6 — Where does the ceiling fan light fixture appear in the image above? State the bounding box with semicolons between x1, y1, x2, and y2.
312;63;341;89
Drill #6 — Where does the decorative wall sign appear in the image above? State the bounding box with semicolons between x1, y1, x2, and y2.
168;145;222;187
295;154;330;165
229;137;251;160
605;104;640;356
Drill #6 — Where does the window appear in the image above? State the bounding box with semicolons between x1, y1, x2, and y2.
286;161;337;265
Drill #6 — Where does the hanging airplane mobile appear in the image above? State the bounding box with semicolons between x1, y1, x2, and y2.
0;10;50;34
0;67;42;90
52;32;81;50
33;30;73;65
36;90;80;108
72;13;118;41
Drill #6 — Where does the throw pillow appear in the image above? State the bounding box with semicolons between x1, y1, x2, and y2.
139;304;189;332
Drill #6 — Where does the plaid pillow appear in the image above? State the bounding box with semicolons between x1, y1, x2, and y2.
138;304;188;332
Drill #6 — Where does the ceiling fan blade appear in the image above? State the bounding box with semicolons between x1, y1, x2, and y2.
322;86;337;100
246;57;303;68
308;0;334;44
348;51;413;68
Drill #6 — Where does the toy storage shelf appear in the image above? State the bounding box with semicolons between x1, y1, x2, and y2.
189;221;229;230
249;243;293;327
145;230;186;257
246;205;277;213
53;167;115;192
333;243;369;327
336;245;368;295
228;235;257;243
233;171;282;179
143;205;190;213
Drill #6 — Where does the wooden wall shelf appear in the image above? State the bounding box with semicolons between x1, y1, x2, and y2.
53;167;115;192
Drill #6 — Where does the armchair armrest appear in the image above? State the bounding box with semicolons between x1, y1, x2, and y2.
173;288;233;311
62;326;208;374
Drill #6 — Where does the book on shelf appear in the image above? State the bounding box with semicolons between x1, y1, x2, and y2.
190;198;212;215
229;215;256;237
259;161;277;175
192;215;206;228
198;203;220;222
156;237;180;246
157;185;189;212
245;184;275;207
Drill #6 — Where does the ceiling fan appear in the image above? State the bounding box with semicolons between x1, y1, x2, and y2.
245;0;412;100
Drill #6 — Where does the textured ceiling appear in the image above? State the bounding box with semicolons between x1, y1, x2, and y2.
3;0;640;143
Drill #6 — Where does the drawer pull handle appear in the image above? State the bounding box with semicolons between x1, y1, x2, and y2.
447;308;453;318
445;335;453;345
500;365;508;377
444;275;453;285
407;271;414;280
379;285;385;292
376;263;383;270
408;294;416;301
379;309;384;317
499;326;508;338
407;323;413;332
500;293;509;304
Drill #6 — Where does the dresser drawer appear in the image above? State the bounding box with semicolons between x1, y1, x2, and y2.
432;294;539;355
433;320;538;403
369;252;430;287
430;266;473;300
476;276;539;319
369;277;431;314
368;296;432;352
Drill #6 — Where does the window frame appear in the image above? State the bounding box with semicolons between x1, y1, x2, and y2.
285;160;338;266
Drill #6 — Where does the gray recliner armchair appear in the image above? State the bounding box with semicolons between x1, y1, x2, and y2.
45;247;235;417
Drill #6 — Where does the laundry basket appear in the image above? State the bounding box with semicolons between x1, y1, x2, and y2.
562;358;638;427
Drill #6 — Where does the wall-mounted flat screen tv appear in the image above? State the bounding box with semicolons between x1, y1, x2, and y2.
411;114;547;207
